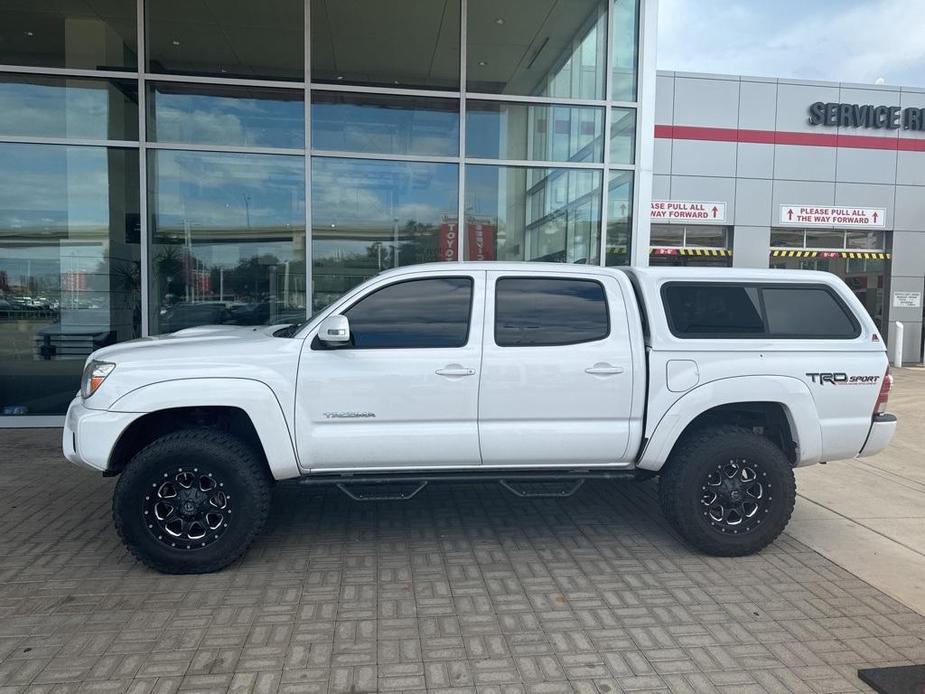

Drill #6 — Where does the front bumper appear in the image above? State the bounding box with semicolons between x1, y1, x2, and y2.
63;397;142;473
858;413;897;458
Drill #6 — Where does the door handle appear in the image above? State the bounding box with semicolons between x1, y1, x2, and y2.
585;363;624;376
435;364;476;377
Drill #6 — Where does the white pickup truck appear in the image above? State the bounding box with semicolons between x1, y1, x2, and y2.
63;263;896;573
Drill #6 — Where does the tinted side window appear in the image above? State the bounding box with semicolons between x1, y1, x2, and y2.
344;277;472;348
495;278;609;347
663;284;764;337
763;287;859;338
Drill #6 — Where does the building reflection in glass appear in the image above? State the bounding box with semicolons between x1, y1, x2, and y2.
0;75;138;141
465;165;602;264
605;170;633;265
466;101;604;163
148;150;306;333
312;92;459;157
148;82;305;149
311;157;459;311
0;144;139;415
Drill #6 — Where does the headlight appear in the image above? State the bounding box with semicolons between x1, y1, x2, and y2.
81;360;116;399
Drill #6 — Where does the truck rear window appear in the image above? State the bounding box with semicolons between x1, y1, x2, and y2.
662;283;860;339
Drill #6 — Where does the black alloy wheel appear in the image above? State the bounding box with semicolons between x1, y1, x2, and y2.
658;425;796;556
144;467;231;550
114;429;271;574
699;458;768;534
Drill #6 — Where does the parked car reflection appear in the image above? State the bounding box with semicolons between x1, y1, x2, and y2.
160;300;306;332
160;302;232;333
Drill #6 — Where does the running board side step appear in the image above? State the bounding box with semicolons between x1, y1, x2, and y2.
296;469;639;502
499;479;584;498
335;481;428;501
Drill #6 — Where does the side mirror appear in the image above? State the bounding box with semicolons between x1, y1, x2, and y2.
318;314;350;344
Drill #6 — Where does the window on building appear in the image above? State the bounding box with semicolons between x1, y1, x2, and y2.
147;0;303;80
465;166;602;264
312;92;459;157
466;101;604;163
769;227;888;330
495;277;609;346
148;82;304;148
649;224;732;267
0;75;138;141
467;0;607;99
605;170;633;266
0;3;137;70
0;143;140;416
611;0;639;101
610;107;636;165
311;158;459;311
343;277;472;348
148;150;306;333
311;0;460;90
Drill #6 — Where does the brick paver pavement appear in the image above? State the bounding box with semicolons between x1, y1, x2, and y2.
2;429;925;693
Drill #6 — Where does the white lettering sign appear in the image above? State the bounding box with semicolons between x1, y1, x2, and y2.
650;200;727;223
893;291;922;308
779;204;886;228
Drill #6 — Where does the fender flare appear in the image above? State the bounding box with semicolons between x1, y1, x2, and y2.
637;375;823;471
109;378;301;480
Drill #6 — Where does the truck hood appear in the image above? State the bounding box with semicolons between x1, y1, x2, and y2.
90;323;293;362
81;322;304;412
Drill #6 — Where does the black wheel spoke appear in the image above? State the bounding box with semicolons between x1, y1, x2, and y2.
699;458;766;534
145;466;231;549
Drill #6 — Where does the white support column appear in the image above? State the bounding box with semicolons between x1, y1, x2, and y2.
631;0;659;267
304;0;313;315
137;0;149;335
457;0;468;262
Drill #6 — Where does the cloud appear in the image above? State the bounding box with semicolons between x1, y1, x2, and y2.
657;0;925;88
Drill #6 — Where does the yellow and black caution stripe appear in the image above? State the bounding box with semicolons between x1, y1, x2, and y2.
650;247;732;256
770;249;891;260
771;250;818;258
679;248;731;257
842;251;891;260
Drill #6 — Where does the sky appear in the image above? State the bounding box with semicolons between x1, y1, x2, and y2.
657;0;925;88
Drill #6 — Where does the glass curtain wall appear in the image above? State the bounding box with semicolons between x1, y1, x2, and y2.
0;0;642;419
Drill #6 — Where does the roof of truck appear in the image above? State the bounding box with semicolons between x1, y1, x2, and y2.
620;265;844;284
375;261;843;285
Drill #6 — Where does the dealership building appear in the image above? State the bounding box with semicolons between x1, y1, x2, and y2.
652;70;925;364
1;0;925;426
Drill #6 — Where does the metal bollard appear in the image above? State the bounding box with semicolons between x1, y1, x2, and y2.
893;321;904;368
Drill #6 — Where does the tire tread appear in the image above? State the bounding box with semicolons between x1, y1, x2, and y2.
658;424;796;556
113;428;271;574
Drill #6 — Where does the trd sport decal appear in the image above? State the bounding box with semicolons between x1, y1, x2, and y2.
806;372;881;385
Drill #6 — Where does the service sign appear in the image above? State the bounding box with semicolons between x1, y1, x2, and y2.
778;205;886;228
650;200;727;223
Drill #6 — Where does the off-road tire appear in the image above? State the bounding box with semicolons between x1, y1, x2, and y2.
113;429;271;574
658;425;796;556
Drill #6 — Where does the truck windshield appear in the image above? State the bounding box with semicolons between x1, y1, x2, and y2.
273;317;315;338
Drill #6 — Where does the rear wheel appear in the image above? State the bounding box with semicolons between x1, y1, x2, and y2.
658;425;796;556
113;429;271;574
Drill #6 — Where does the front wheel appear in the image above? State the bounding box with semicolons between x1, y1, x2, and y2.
113;429;271;574
658;425;796;556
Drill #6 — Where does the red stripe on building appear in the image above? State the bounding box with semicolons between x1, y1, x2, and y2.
655;124;925;152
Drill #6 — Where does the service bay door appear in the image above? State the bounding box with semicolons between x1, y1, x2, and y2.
478;271;635;466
